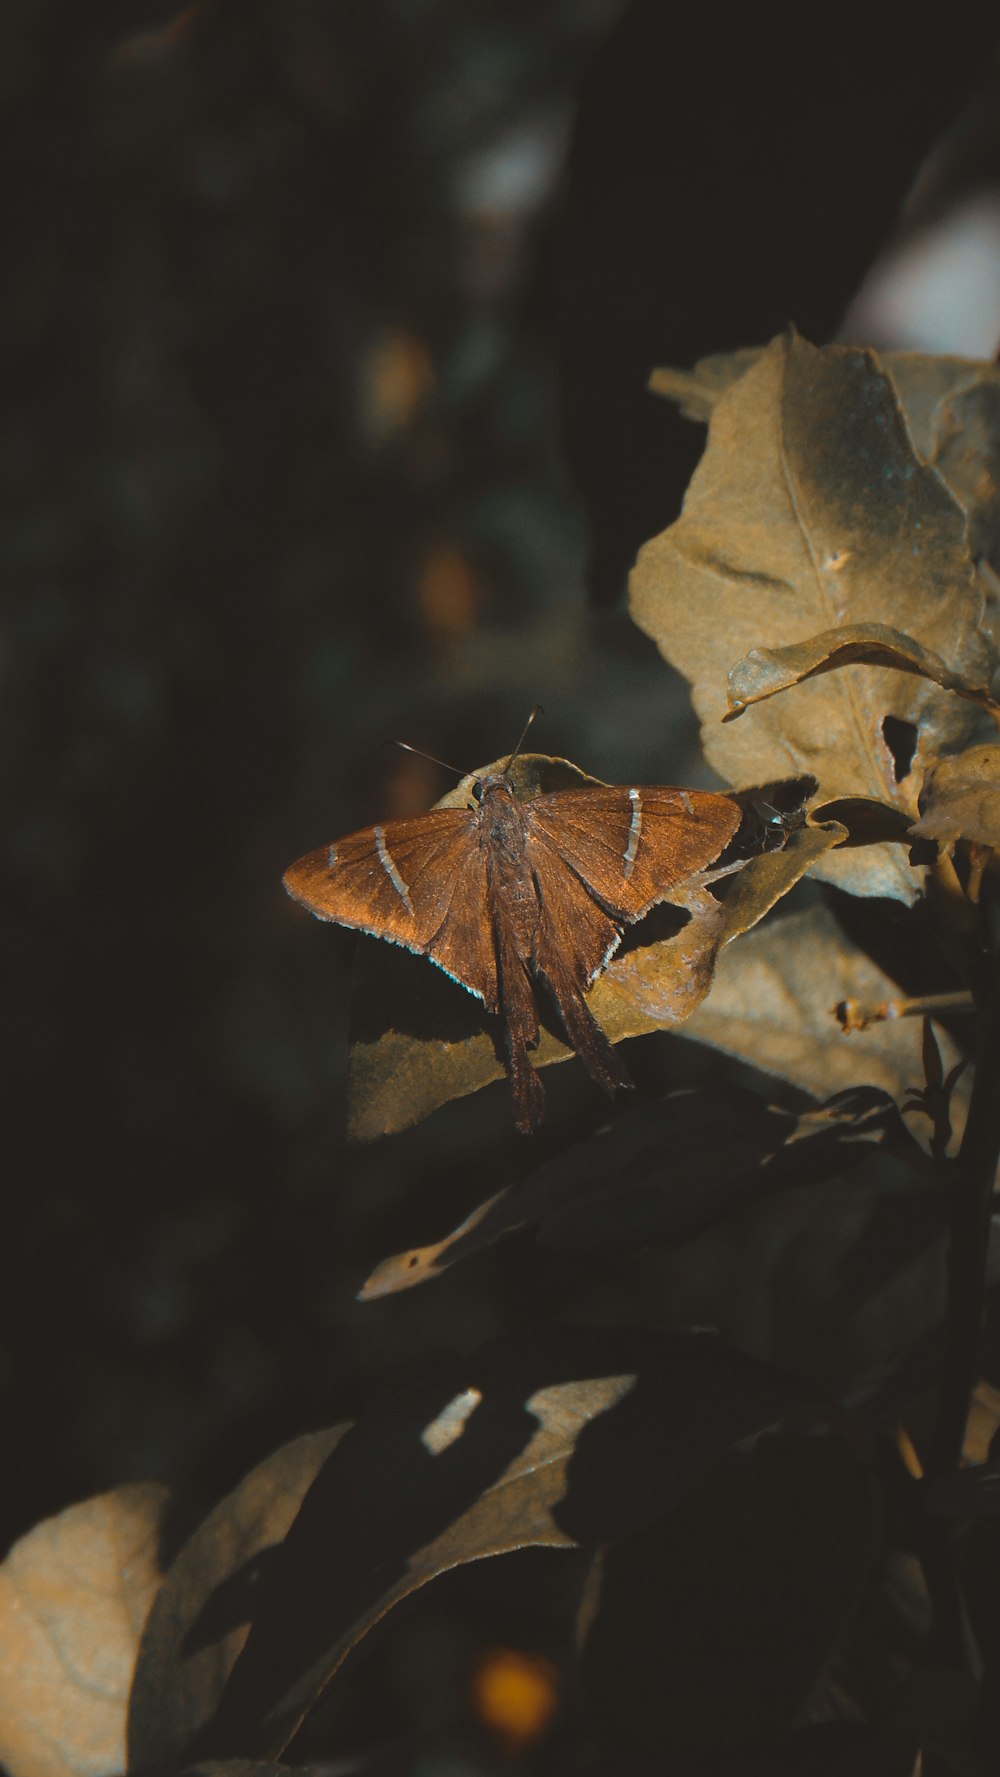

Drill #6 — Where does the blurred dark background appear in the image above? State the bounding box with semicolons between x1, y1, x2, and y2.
4;0;1000;1766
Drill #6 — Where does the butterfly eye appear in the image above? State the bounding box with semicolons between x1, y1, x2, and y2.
471;780;484;804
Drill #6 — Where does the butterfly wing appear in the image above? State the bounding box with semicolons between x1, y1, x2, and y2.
526;785;742;927
283;808;498;1007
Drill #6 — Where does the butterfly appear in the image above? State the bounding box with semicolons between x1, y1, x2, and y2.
284;734;745;1133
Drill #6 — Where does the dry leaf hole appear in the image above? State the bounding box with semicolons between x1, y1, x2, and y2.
882;715;919;782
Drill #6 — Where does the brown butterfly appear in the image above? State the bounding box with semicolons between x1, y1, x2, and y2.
284;723;744;1133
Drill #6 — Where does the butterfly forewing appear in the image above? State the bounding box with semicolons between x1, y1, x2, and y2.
283;807;497;1003
525;786;741;921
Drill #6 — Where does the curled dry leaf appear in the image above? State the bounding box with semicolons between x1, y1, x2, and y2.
128;1428;348;1773
632;333;997;902
189;1327;811;1760
347;789;834;1140
726;621;1000;724
358;1083;906;1299
0;1483;169;1777
909;741;1000;850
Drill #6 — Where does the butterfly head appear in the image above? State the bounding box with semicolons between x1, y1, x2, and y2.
468;769;518;813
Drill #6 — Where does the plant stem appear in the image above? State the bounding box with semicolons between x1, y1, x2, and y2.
926;940;1000;1481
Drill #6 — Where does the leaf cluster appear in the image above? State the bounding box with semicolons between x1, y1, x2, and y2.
7;335;1000;1775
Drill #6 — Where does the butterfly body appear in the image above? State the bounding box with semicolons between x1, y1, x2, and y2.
284;760;743;1133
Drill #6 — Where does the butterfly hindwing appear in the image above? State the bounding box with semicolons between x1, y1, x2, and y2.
526;823;623;987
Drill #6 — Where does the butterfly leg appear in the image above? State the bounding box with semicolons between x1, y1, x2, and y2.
534;959;633;1101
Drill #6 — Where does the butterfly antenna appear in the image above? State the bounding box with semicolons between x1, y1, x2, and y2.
386;738;466;779
504;704;545;773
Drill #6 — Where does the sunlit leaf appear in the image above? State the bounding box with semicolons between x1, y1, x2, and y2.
0;1484;168;1777
129;1429;348;1772
358;1084;906;1297
187;1327;813;1759
909;740;1000;849
632;334;997;901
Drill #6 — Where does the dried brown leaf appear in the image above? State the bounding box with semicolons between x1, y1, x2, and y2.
726;621;1000;723
0;1484;169;1777
632;334;997;901
909;740;1000;849
187;1328;812;1759
682;903;963;1106
129;1428;348;1772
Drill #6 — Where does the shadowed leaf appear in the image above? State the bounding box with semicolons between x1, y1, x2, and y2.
631;334;997;901
726;621;1000;723
682;903;964;1110
909;740;1000;849
925;1463;1000;1516
0;1484;168;1777
174;1766;325;1777
894;359;1000;574
129;1429;349;1772
581;1431;877;1767
187;1327;813;1760
358;1083;908;1297
711;814;844;940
